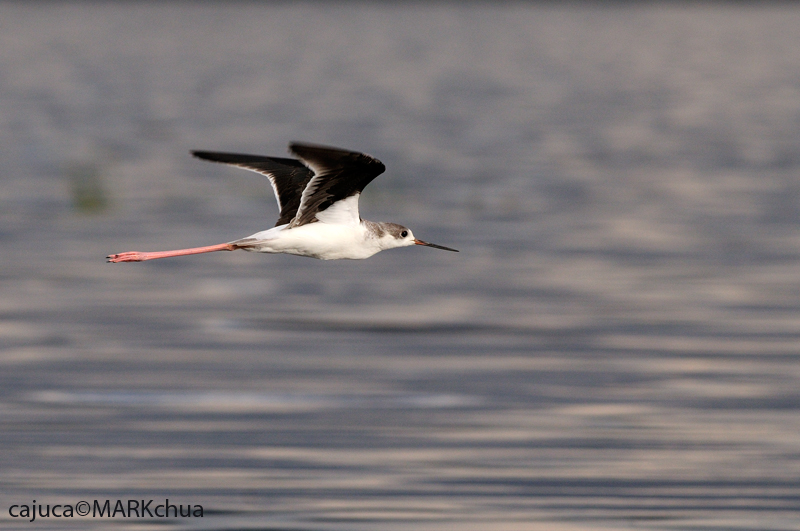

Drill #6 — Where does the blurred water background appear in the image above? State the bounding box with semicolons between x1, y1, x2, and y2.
2;2;800;530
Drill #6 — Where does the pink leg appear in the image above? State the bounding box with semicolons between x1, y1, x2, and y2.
107;243;236;263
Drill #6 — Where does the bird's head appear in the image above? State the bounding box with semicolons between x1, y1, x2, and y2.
377;223;459;253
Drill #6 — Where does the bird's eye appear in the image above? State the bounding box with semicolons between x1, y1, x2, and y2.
400;230;408;238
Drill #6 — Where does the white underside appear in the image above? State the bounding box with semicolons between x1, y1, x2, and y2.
234;222;383;260
233;196;386;260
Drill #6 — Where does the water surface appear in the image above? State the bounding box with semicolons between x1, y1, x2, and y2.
1;3;800;530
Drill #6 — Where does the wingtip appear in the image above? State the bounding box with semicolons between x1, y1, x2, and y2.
288;142;385;171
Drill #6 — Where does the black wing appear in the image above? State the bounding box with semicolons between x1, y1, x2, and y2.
192;151;314;227
287;142;386;227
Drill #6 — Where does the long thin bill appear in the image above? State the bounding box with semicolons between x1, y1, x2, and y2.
414;239;459;252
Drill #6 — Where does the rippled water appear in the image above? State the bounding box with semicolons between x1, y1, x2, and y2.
2;3;800;530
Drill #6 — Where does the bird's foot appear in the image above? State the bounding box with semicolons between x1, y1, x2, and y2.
106;252;144;263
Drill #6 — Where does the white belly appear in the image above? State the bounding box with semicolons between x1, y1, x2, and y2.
235;223;381;260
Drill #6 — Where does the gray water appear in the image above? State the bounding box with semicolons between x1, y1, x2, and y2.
1;3;800;530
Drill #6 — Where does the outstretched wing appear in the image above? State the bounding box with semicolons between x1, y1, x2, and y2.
192;151;314;227
288;142;386;227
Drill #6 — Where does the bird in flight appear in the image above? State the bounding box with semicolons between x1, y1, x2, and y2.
107;142;458;262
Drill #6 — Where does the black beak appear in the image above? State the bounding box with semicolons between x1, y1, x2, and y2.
414;239;459;252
